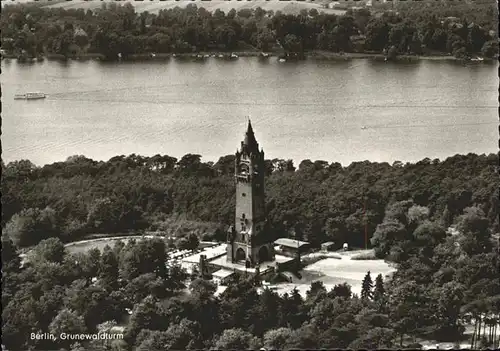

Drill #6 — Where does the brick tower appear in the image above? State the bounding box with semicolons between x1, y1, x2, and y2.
226;120;275;268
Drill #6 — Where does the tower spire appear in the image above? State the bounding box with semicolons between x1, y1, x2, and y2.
243;118;258;151
247;117;253;134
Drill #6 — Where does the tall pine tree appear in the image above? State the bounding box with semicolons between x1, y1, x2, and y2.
99;246;119;291
361;271;373;300
1;234;21;274
374;273;385;301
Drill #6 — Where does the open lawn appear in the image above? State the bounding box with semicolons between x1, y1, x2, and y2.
272;249;396;297
64;235;218;254
64;235;161;254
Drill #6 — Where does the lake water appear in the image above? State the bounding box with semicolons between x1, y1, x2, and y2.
1;57;497;167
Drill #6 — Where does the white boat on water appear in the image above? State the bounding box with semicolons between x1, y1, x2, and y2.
470;57;484;62
14;92;46;100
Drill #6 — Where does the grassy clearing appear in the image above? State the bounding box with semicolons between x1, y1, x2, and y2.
272;255;396;297
65;235;218;254
148;215;222;239
65;236;148;254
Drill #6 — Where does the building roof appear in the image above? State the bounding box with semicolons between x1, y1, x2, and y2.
180;244;226;264
275;238;309;248
240;119;261;155
244;119;258;148
212;269;235;279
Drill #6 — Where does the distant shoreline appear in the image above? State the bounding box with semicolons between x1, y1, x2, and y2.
3;51;493;63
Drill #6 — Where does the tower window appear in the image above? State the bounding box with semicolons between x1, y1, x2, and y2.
242;214;245;219
242;193;246;197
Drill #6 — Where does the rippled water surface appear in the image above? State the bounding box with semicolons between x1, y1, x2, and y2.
2;57;497;166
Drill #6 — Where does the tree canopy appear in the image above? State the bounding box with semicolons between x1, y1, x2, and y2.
2;198;499;350
1;2;497;60
3;152;497;252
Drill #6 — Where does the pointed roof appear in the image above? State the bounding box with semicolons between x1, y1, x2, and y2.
242;119;259;152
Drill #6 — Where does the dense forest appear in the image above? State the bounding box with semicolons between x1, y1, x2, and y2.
2;151;499;350
2;202;499;350
1;1;498;60
2;4;498;350
2;152;498;249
